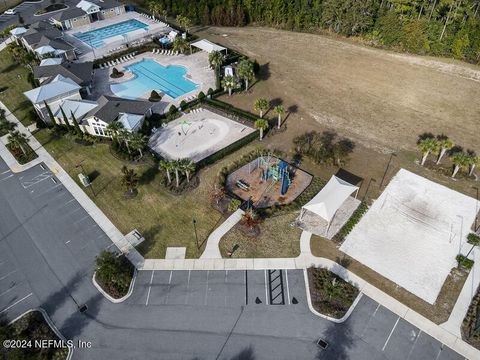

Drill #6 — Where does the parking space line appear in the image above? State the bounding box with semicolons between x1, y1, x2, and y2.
382;316;400;351
185;270;191;305
0;270;17;281
1;170;11;175
285;270;291;305
0;174;13;181
0;293;33;314
361;303;381;337
145;270;155;306
204;270;209;306
244;271;248;305
31;183;62;198
264;270;269;305
434;344;444;360
406;330;422;360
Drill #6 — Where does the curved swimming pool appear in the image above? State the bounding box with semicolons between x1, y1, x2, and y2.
110;58;199;99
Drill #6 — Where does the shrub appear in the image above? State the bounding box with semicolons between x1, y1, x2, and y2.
198;91;205;99
456;254;475;270
149;90;162;102
180;100;187;108
95;251;134;298
110;67;124;78
169;105;178;114
467;233;480;246
228;198;241;212
207;87;214;96
333;202;369;243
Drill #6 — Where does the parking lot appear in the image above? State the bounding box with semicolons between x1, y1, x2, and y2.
128;269;308;308
0;160;114;323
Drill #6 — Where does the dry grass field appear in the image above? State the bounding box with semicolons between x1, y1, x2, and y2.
196;26;480;154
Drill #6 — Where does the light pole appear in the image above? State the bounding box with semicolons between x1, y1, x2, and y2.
473;186;479;232
362;178;376;202
379;152;397;188
193;219;199;249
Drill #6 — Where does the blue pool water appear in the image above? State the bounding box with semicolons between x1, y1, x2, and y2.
74;19;148;48
110;59;199;99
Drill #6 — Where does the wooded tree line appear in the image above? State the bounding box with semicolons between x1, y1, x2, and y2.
140;0;480;62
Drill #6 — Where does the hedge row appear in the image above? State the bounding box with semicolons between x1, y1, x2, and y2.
462;284;480;343
456;255;475;270
333;201;369;244
203;98;258;123
467;233;480;246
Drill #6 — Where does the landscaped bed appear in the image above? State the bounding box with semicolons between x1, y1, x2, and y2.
307;267;359;319
462;285;480;350
0;311;68;360
6;141;38;164
95;251;134;299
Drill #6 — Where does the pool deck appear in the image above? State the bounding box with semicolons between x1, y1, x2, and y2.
90;51;215;113
64;11;172;61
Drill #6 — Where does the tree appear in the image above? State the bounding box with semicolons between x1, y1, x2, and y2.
254;118;269;140
159;160;173;184
173;159;181;187
240;208;260;228
253;98;269;118
129;133;146;158
118;128;132;154
70;110;83;136
179;158;195;182
0;114;15;134
332;139;355;166
417;137;438;166
172;36;189;54
148;1;164;19
95;251;132;296
176;15;192;34
208;50;224;70
121;166;139;196
44;101;59;129
467;150;479;176
237;59;255;90
107;121;123;142
273;105;285;129
451;151;471;178
436;136;454;164
220;75;238;96
59;106;72;132
7;130;28;157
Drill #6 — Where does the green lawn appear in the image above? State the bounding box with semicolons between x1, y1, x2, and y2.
0;49;36;126
35;129;273;258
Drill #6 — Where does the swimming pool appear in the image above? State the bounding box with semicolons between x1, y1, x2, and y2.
110;59;199;99
74;19;148;48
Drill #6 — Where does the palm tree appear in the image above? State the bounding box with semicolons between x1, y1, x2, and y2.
7;130;28;157
451;152;471;178
179;158;195;182
237;59;255;91
221;75;238;96
129;133;146;158
161;9;168;21
176;15;191;34
159;160;173;184
173;159;181;187
254;119;269;141
106;121;123;142
467;150;479;177
172;37;189;54
436;136;454;165
253;98;269;118
148;1;163;19
273;105;285;129
417;137;438;166
118;128;132;154
208;50;224;71
121;166;139;196
0;116;15;134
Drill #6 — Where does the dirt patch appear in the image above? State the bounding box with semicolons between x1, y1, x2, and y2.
310;235;468;324
195;26;480;154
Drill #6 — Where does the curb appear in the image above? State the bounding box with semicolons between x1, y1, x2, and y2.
8;308;73;360
302;268;362;323
92;268;137;303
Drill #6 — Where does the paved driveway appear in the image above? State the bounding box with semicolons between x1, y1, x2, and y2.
0;158;467;359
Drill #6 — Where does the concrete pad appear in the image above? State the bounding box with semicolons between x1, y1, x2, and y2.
165;247;186;260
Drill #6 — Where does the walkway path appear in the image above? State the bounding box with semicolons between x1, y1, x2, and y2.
0;103;478;359
0;102;144;268
200;208;244;259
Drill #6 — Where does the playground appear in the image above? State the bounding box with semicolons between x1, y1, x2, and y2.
148;109;255;163
226;156;313;208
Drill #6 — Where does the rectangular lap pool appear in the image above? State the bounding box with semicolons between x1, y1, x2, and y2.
110;58;199;99
74;19;148;48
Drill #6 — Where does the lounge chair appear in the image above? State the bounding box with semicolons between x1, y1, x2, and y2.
175;51;179;56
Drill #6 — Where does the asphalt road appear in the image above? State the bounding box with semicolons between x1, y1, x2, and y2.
0;158;467;359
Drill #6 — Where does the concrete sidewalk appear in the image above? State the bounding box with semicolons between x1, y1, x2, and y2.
0;102;144;268
200;208;244;259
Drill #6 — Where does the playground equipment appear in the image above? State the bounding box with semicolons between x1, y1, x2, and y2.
259;157;291;195
236;179;250;191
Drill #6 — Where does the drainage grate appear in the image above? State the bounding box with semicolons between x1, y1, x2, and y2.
317;338;328;349
79;304;88;313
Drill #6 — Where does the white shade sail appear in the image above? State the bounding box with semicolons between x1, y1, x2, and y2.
302;176;359;222
191;39;226;53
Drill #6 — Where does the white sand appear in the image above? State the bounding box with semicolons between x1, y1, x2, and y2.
340;169;479;304
148;109;255;162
